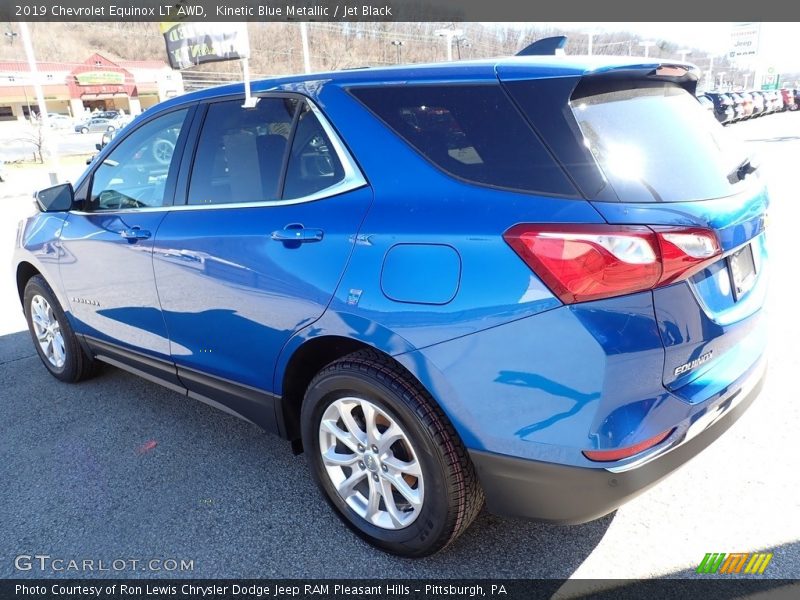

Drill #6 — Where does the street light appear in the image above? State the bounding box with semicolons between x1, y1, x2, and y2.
434;28;464;62
4;30;19;45
390;40;404;64
638;40;655;58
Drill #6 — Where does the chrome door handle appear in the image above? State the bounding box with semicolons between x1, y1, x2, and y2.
271;224;324;243
120;227;151;241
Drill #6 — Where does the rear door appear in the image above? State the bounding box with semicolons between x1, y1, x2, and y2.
502;72;768;396
152;95;371;427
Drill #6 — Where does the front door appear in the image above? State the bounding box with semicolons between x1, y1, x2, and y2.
59;107;193;369
152;96;371;425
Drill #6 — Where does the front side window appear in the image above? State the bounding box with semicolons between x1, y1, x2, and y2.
88;108;188;211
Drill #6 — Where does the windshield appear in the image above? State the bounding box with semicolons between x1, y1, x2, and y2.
571;82;753;202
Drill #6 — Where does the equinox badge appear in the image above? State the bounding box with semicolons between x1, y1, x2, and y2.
675;351;714;376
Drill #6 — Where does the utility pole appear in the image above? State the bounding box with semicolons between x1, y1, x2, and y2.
678;48;692;62
19;23;48;129
435;28;463;62
391;40;404;64
639;40;655;58
707;55;714;90
299;22;311;74
742;72;751;90
718;72;726;89
19;22;59;181
587;32;593;56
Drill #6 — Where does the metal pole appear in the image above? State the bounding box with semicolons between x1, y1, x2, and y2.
19;23;48;128
19;22;58;180
587;32;593;56
300;22;311;74
707;55;714;90
241;58;258;108
446;33;453;62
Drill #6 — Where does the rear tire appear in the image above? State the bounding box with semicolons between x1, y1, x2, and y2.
301;349;483;557
23;275;98;383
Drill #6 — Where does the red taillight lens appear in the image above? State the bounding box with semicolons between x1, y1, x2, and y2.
504;224;720;304
582;428;674;462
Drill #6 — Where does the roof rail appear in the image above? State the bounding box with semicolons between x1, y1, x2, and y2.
517;36;568;57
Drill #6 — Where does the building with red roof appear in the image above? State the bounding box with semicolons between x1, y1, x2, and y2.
0;53;183;120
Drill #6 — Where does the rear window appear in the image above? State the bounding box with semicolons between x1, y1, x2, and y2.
350;84;577;197
570;81;751;202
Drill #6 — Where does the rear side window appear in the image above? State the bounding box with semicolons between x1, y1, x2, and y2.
350;85;576;197
188;97;298;205
569;82;751;202
283;104;345;200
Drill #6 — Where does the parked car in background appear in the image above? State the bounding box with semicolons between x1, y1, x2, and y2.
74;117;119;134
771;91;785;112
780;89;796;111
697;94;715;117
47;114;73;129
794;88;800;108
705;92;735;124
750;91;765;117
14;56;769;557
729;93;746;121
741;92;755;118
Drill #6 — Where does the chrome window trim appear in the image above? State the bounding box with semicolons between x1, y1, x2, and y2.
72;97;367;216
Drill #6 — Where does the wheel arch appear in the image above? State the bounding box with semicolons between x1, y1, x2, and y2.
16;261;42;305
276;331;457;453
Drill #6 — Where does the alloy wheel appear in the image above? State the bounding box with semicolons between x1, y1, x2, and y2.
30;294;66;369
318;396;424;530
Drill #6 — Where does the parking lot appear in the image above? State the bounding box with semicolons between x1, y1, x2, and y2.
1;112;799;580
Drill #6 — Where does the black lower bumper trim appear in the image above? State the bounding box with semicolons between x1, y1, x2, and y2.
470;367;766;524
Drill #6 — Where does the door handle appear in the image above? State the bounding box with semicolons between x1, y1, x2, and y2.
120;227;151;241
271;224;324;244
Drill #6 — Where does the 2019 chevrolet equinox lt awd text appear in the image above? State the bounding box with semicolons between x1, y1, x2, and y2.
14;55;767;557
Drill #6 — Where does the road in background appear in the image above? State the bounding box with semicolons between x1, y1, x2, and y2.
0;112;798;580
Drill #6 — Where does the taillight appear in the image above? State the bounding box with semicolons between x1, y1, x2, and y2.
583;428;675;462
504;224;721;304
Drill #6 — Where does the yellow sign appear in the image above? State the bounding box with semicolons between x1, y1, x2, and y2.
75;71;125;86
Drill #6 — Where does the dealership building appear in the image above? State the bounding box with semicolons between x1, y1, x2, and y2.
0;53;184;121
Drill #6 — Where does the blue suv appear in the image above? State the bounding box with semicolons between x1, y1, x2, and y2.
14;56;767;557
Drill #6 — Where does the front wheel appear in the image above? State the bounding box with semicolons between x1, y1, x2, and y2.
80;127;89;134
24;275;97;383
301;350;483;557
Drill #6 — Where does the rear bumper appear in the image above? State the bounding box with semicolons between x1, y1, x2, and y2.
470;362;766;524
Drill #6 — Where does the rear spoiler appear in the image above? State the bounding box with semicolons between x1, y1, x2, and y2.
578;63;701;95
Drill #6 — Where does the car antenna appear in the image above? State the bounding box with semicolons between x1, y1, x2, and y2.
516;36;568;56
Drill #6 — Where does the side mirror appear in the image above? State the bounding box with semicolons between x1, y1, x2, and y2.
95;143;103;151
35;183;74;213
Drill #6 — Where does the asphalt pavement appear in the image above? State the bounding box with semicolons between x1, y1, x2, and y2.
1;111;799;581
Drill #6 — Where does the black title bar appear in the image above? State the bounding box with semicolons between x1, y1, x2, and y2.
2;0;799;22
